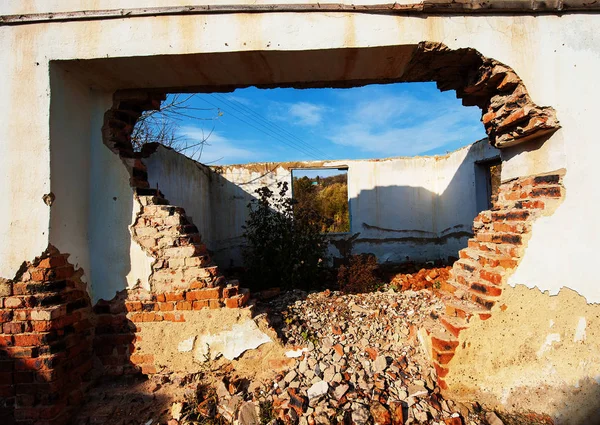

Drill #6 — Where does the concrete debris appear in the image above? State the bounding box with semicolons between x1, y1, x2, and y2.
286;347;309;358
171;402;183;421
193;289;501;425
306;380;328;399
194;319;272;361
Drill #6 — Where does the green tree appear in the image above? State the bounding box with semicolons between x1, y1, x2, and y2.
242;182;330;291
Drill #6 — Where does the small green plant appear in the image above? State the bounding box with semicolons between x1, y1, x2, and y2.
434;280;441;289
259;400;277;424
242;182;330;291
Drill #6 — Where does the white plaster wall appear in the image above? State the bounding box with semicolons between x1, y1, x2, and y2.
46;70;153;303
48;65;92;281
0;4;597;303
202;141;497;266
347;141;497;263
87;114;154;303
210;163;294;267
145;145;214;244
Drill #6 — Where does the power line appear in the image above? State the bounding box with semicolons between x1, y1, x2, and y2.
197;97;325;161
212;93;335;160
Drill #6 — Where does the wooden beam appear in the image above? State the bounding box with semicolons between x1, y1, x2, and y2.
1;1;599;26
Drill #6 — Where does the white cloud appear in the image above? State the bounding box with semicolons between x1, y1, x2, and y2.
177;127;261;164
326;95;485;157
270;101;329;127
288;102;326;126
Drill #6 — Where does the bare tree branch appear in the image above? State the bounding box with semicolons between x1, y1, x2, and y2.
131;93;221;162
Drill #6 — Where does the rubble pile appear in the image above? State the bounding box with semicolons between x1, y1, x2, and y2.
389;267;453;292
194;289;487;425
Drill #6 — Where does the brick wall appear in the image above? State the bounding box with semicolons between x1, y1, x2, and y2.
0;247;94;425
426;170;566;389
94;92;250;378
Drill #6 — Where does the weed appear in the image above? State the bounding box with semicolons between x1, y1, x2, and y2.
337;254;381;294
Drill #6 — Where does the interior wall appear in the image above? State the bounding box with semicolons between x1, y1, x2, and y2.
144;140;498;268
145;145;214;244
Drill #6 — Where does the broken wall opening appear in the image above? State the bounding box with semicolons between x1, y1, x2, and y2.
0;39;568;425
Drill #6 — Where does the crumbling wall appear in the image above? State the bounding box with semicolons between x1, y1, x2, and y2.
0;246;95;424
186;140;499;267
94;91;251;378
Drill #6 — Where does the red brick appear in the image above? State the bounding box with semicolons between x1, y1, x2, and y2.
222;286;238;298
431;336;458;353
185;288;221;301
158;302;174;311
38;256;67;269
433;362;449;378
189;280;206;289
125;301;142;312
209;299;222;309
176;301;192;311
493;222;521;233
163;312;185;322
141;364;156;374
440;318;467;338
0;372;12;385
480;270;503;285
130;353;153;365
225;296;244;309
0;335;13;347
3;322;24;334
470;282;502;297
192;300;209;310
0;384;15;397
165;292;184;302
530;187;561;198
14;333;51;347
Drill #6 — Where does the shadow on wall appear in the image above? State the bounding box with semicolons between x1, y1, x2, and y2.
144;140;500;270
338;141;500;264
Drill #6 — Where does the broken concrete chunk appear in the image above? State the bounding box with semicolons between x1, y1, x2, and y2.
171;402;183;421
307;380;328;399
238;401;259;425
285;347;308;358
194;319;272;361
177;336;195;352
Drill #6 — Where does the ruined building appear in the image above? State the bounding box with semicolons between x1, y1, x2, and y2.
0;1;599;424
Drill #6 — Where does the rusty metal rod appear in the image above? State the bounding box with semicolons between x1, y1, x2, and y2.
1;1;599;26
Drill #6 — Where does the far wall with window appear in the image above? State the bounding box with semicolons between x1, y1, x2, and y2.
144;139;499;269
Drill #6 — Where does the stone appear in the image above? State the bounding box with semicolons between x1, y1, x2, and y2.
407;383;428;398
389;402;404;425
238;401;259;425
351;405;370;425
373;355;387;373
284;370;298;383
288;388;308;415
307;381;328;399
194;319;272;361
370;401;392;425
171;402;183;421
333;384;349;400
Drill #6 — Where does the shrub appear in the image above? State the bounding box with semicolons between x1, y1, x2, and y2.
337;254;380;293
242;182;330;291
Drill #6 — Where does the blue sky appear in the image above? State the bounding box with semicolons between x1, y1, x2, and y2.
170;82;487;165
